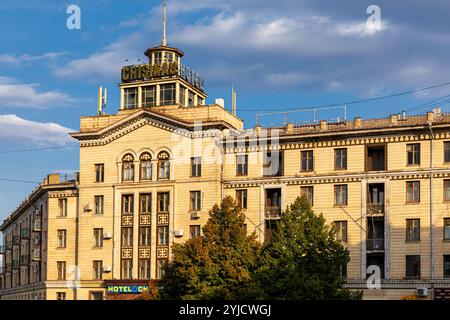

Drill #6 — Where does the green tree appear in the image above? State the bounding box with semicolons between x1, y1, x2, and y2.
159;196;261;300
249;197;362;300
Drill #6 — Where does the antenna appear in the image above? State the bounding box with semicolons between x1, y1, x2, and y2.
97;86;107;115
232;85;237;116
162;0;168;46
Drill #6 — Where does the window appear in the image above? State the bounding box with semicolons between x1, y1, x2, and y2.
142;86;156;108
301;150;314;172
94;228;103;248
191;157;201;177
90;291;104;300
335;148;347;170
121;260;132;279
236;190;248;209
139;227;151;246
57;230;66;248
154;52;162;65
366;145;386;171
160;83;176;105
406;181;420;203
57;262;66;280
139;260;150;279
94;196;104;215
445;180;450;202
140;153;152;181
93;261;103;280
122;154;134;182
158;192;170;213
236;155;248;176
300;186;314;207
334;221;348;242
263;151;283;176
139;193;151;214
406;219;420;241
190;225;201;239
158;152;170;180
122;195;134;214
124;87;138;109
156;260;166;279
165;52;174;63
405;255;421;279
198;97;205;105
190;191;201;211
444;255;450;278
339;263;348;278
56;292;66;300
158;226;169;245
58;199;67;217
334;185;348;206
179;85;186;106
121;228;133;247
95;164;104;182
444;218;450;240
188;91;195;106
407;143;421;165
445;142;450;163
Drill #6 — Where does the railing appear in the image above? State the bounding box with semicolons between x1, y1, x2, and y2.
33;218;42;232
31;249;41;261
366;238;385;251
367;203;384;214
21;228;31;239
266;206;282;219
12;235;20;246
12;259;20;269
20;255;30;265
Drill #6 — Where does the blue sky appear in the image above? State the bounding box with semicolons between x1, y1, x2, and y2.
1;0;450;222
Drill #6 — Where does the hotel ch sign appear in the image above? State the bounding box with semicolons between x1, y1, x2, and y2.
122;62;179;82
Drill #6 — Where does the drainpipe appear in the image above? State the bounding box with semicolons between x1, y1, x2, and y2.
428;122;435;299
74;182;80;301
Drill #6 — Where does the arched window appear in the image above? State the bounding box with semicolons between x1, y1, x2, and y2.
158;151;170;180
122;154;134;182
140;153;152;181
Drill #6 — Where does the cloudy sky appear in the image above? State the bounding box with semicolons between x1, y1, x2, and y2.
0;0;450;221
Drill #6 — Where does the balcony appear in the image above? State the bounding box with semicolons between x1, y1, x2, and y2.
31;249;41;261
367;204;384;215
33;218;42;232
20;255;30;265
12;259;20;269
265;206;282;219
366;238;385;251
21;228;31;239
0;245;4;254
12;235;20;246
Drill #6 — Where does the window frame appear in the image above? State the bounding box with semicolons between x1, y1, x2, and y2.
189;225;201;239
236;189;248;210
124;87;138;109
300;150;314;172
94;228;104;248
300;186;314;207
94;195;104;215
334;185;348;206
406;181;420;204
406;219;421;242
93;260;103;280
406;143;421;166
334;148;348;170
405;255;421;279
190;157;202;177
333;221;348;243
189;191;201;211
95;164;104;183
57;230;67;248
236;154;248;176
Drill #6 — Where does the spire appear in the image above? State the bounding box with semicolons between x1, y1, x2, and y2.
162;0;168;46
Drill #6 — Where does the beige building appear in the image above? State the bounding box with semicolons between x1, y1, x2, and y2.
2;6;450;300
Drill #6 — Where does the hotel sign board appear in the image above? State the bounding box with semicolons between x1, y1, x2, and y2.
121;62;205;91
107;285;149;294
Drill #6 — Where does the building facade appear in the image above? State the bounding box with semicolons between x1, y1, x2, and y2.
2;16;450;300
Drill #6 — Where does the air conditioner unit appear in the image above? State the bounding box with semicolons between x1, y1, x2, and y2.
191;212;201;219
174;230;184;237
103;265;112;273
84;204;93;212
417;288;428;297
103;232;112;240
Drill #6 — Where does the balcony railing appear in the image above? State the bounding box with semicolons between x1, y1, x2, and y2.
21;228;31;239
31;250;41;261
265;206;282;219
367;203;384;214
20;255;30;265
366;238;385;251
12;235;20;246
12;259;20;269
33;219;42;232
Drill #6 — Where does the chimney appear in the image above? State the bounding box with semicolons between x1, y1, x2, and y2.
320;120;327;130
47;174;60;185
353;117;362;128
285;123;293;134
390;114;398;126
402;111;407;120
215;98;225;108
427;111;434;123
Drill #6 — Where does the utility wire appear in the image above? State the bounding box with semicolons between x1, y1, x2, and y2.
0;178;39;184
0;145;75;155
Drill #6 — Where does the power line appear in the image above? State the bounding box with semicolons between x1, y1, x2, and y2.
0;178;39;184
0;145;75;155
236;80;450;112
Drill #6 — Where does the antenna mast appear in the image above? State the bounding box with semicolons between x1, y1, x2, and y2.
162;0;168;46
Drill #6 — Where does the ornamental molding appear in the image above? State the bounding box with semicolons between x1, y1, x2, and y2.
344;280;450;289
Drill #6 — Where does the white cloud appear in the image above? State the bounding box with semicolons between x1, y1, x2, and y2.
0;114;76;146
0;52;68;66
0;77;74;109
